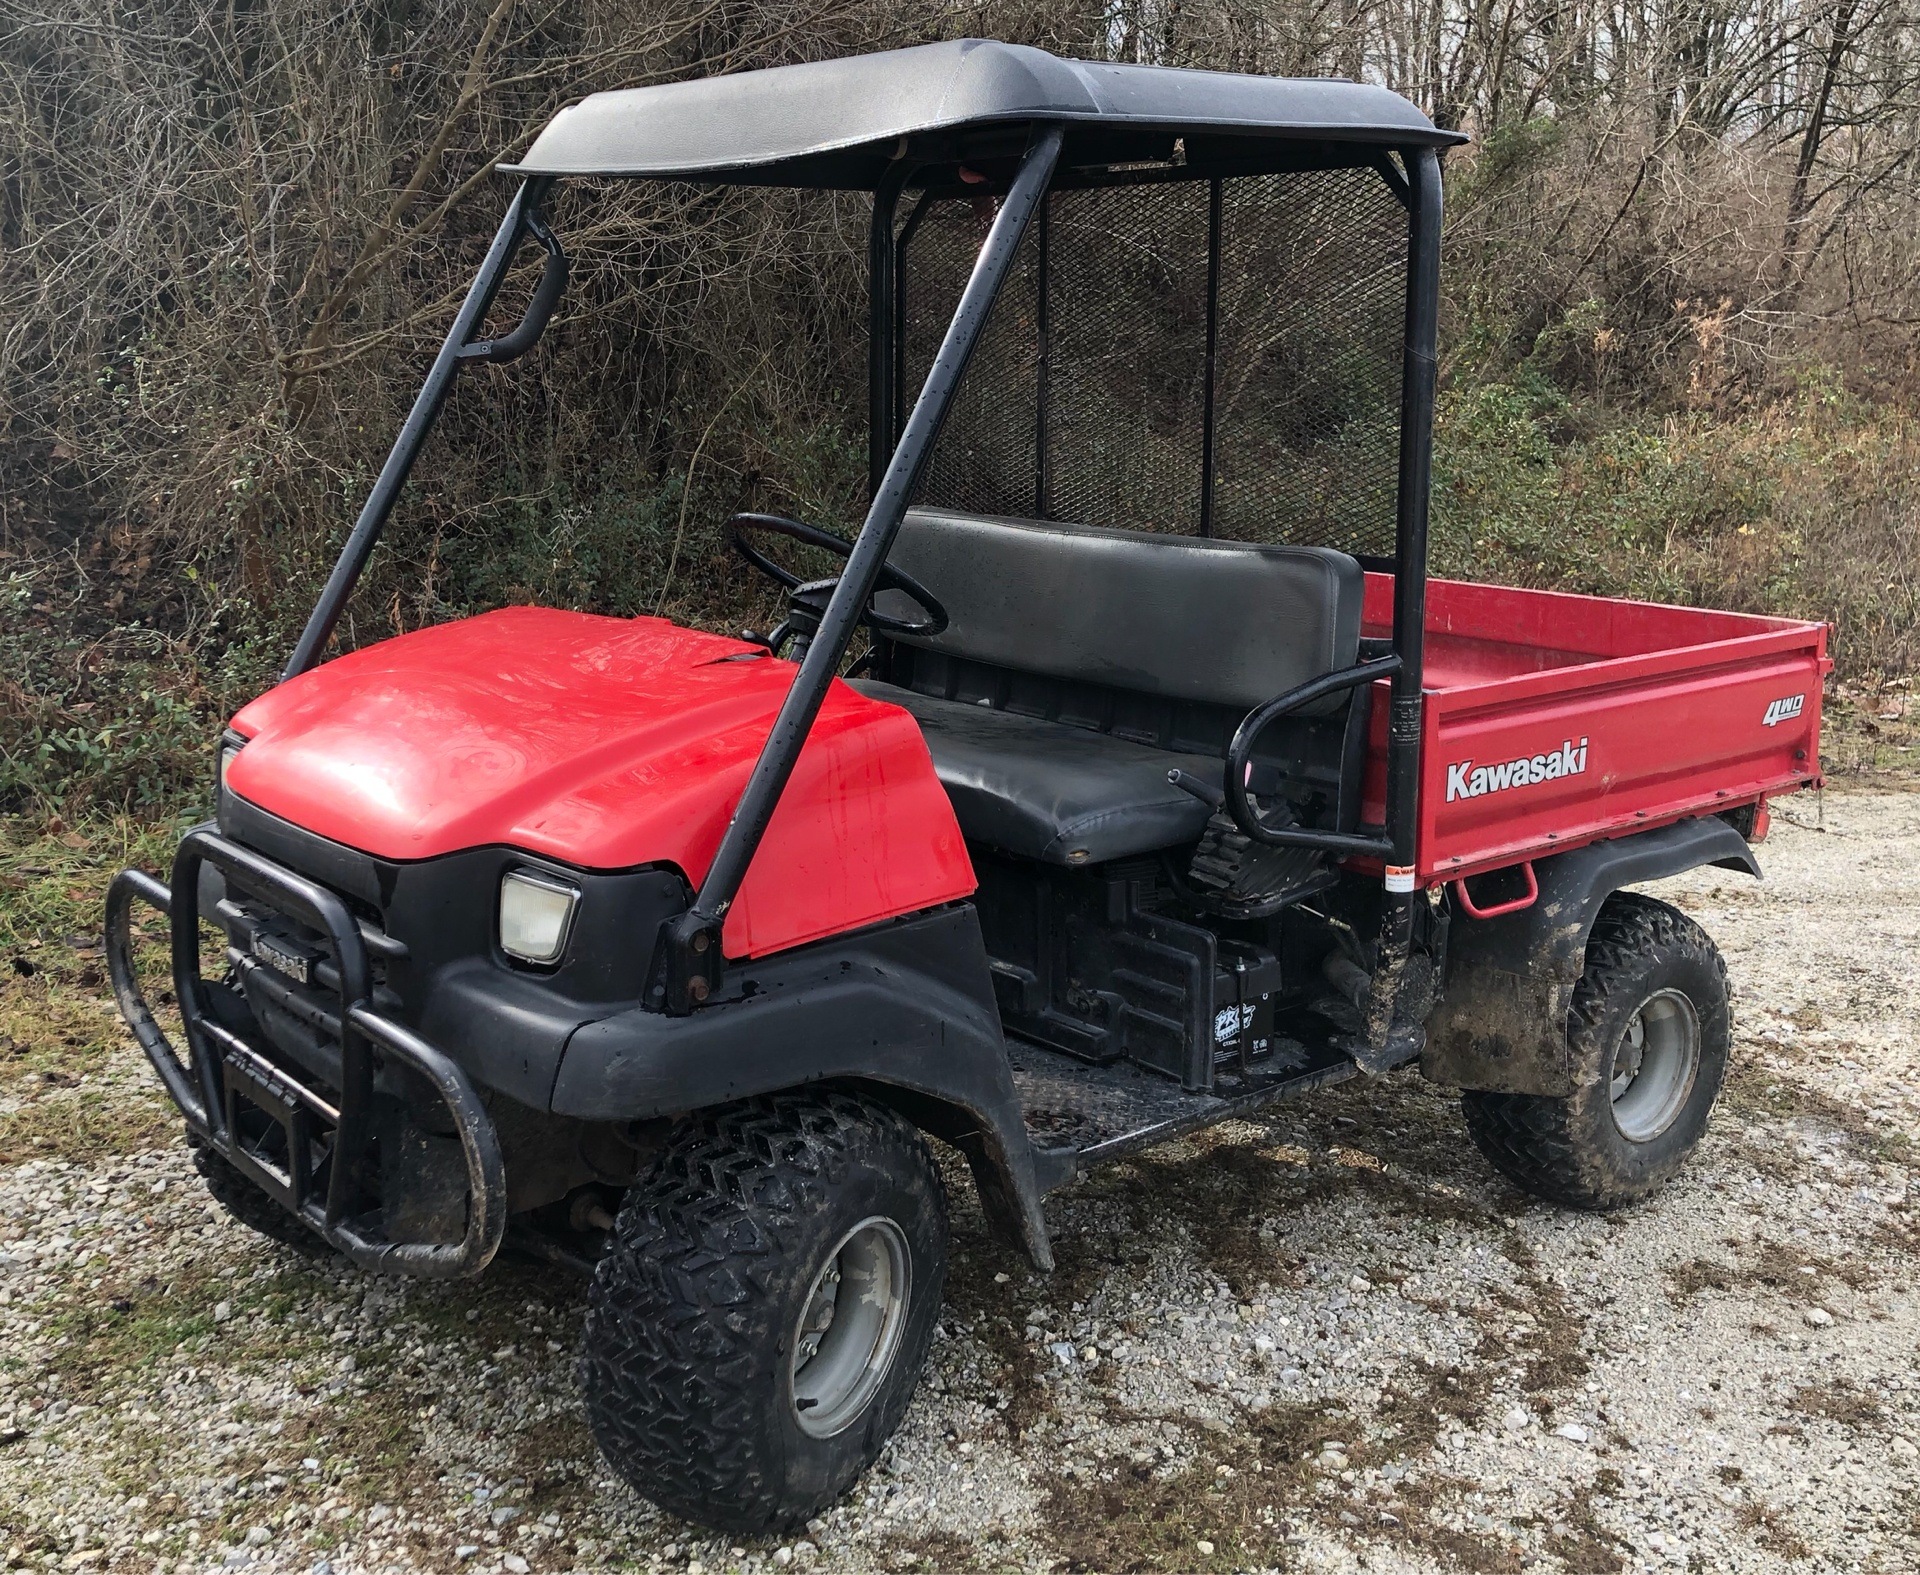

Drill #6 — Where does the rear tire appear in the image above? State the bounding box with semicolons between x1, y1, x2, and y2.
190;1137;329;1254
1461;893;1730;1210
579;1092;948;1534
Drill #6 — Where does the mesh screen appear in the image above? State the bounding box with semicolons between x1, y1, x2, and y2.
1209;169;1409;556
900;164;1410;560
901;197;1040;519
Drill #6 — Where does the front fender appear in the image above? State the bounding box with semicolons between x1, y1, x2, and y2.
552;904;1053;1269
1423;817;1760;1097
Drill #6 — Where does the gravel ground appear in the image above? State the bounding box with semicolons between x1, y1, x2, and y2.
2;787;1917;1575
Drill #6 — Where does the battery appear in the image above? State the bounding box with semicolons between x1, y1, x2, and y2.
1211;942;1285;1070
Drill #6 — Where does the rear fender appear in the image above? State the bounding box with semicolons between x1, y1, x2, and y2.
552;904;1053;1270
1424;817;1759;1096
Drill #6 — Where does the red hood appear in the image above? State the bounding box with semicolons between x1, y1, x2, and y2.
226;608;973;957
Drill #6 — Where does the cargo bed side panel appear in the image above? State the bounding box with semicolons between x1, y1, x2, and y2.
1352;576;1825;882
1420;640;1824;881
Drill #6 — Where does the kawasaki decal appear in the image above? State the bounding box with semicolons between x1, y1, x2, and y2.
1447;738;1588;803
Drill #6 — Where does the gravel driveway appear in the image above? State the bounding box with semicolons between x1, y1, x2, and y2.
2;788;1915;1575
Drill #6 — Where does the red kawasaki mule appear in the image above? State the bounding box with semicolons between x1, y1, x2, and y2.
108;41;1825;1532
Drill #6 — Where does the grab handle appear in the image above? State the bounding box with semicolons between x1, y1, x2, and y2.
1224;654;1401;857
1450;861;1539;920
458;212;568;365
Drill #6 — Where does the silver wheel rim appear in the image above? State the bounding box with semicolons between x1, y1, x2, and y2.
1608;988;1701;1142
789;1215;911;1438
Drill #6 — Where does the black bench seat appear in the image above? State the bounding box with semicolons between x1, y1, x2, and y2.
849;681;1220;865
859;508;1366;868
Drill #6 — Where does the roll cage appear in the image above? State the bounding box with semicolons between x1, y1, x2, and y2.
281;40;1455;1036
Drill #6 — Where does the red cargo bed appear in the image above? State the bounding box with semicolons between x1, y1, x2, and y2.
1359;576;1828;885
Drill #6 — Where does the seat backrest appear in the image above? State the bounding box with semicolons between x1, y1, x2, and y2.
878;508;1364;712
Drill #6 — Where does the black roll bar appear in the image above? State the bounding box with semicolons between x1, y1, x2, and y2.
283;177;561;679
657;123;1067;1011
1032;191;1052;518
1350;144;1442;1056
1197;176;1224;538
889;188;935;456
867;160;922;501
1384;145;1441;880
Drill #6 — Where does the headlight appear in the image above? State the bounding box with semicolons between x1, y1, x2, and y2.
498;870;578;965
218;735;245;792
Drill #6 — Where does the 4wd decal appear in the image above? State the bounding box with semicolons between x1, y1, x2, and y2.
1446;738;1588;803
1762;693;1806;728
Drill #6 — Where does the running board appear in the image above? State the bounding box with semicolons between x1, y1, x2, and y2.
1010;1037;1358;1191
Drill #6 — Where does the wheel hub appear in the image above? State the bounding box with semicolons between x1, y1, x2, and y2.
789;1216;911;1438
1608;988;1701;1142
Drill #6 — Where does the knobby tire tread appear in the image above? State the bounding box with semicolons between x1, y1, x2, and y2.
580;1092;946;1533
1462;893;1729;1210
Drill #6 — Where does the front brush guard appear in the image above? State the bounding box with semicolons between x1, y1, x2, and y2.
105;827;506;1278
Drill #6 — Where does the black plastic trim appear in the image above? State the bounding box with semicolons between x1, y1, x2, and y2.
554;903;1053;1269
217;791;688;1108
1423;818;1761;1097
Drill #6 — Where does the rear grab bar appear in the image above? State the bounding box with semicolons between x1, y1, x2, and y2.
1450;860;1540;920
1222;654;1403;859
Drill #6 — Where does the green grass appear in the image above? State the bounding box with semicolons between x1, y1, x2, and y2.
0;816;191;1163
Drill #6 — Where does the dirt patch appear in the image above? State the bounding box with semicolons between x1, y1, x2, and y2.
1666;1235;1881;1306
1541;1497;1626;1574
1789;1378;1886;1430
1721;1058;1917;1171
1035;1399;1341;1572
1736;1498;1814;1559
1373;1361;1496;1460
1373;1469;1528;1571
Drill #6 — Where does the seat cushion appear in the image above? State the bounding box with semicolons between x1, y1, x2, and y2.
852;681;1219;865
875;508;1364;712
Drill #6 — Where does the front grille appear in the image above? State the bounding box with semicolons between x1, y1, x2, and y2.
219;892;403;1012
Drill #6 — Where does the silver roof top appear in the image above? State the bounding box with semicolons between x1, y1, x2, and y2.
503;39;1461;186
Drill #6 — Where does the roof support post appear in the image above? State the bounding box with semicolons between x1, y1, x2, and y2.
1357;146;1441;1058
1033;191;1051;518
890;190;933;454
659;124;1066;1012
867;162;917;502
1198;176;1223;537
1383;146;1441;875
283;178;552;680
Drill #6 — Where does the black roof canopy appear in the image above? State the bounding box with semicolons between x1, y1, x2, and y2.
503;39;1461;188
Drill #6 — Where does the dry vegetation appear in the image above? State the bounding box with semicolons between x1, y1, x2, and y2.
2;0;1919;813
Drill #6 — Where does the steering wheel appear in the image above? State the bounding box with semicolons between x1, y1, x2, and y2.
727;512;948;641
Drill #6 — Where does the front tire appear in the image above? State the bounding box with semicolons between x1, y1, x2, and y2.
1462;893;1730;1209
579;1092;948;1533
190;1136;329;1254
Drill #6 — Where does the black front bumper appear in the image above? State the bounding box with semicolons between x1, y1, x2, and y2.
106;826;507;1278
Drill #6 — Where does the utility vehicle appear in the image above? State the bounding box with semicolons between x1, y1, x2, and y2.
108;41;1827;1533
